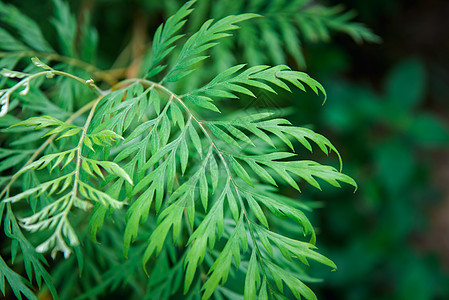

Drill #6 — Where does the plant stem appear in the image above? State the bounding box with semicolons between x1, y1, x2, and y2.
0;51;119;85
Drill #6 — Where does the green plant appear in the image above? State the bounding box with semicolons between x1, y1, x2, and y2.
0;0;375;299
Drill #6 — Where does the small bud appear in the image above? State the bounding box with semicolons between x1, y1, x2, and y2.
31;57;52;70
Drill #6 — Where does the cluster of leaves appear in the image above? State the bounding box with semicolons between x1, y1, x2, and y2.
0;0;362;299
179;0;380;72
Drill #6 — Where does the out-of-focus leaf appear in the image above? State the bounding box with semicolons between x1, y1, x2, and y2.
385;58;426;110
409;114;449;147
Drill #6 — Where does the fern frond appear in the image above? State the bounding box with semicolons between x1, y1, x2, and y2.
51;0;77;57
1;62;131;259
187;0;379;69
97;53;355;298
182;64;326;114
0;255;37;300
299;5;380;44
108;62;355;299
2;203;58;299
161;13;259;83
200;216;247;299
143;0;197;78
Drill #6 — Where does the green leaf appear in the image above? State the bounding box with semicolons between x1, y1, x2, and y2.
230;157;253;186
385;58;426;110
244;250;260;300
3;207;58;299
0;255;37;300
253;191;315;241
208;124;239;148
0;2;53;52
79;182;123;210
124;120;156;143
124;187;155;257
12;116;63;129
188;124;203;157
170;102;185;129
199;170;208;211
78;10;98;63
81;159;93;176
409;114;449;147
209;155;219;193
201;219;246;299
184;195;226;293
51;0;77;57
179;137;189;175
246;194;268;228
88;130;124;146
1;69;28;79
143;0;196;77
226;188;239;222
56;128;82;140
83;136;94;151
246;160;276;186
223;124;254;146
163;13;259;83
287;127;341;167
159;114;171;146
190;65;327;115
185;95;221;113
149;88;161;115
88;205;108;243
265;260;317;300
143;204;185;272
95;160;133;185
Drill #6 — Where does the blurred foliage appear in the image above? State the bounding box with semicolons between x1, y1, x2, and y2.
300;1;449;299
313;58;449;300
